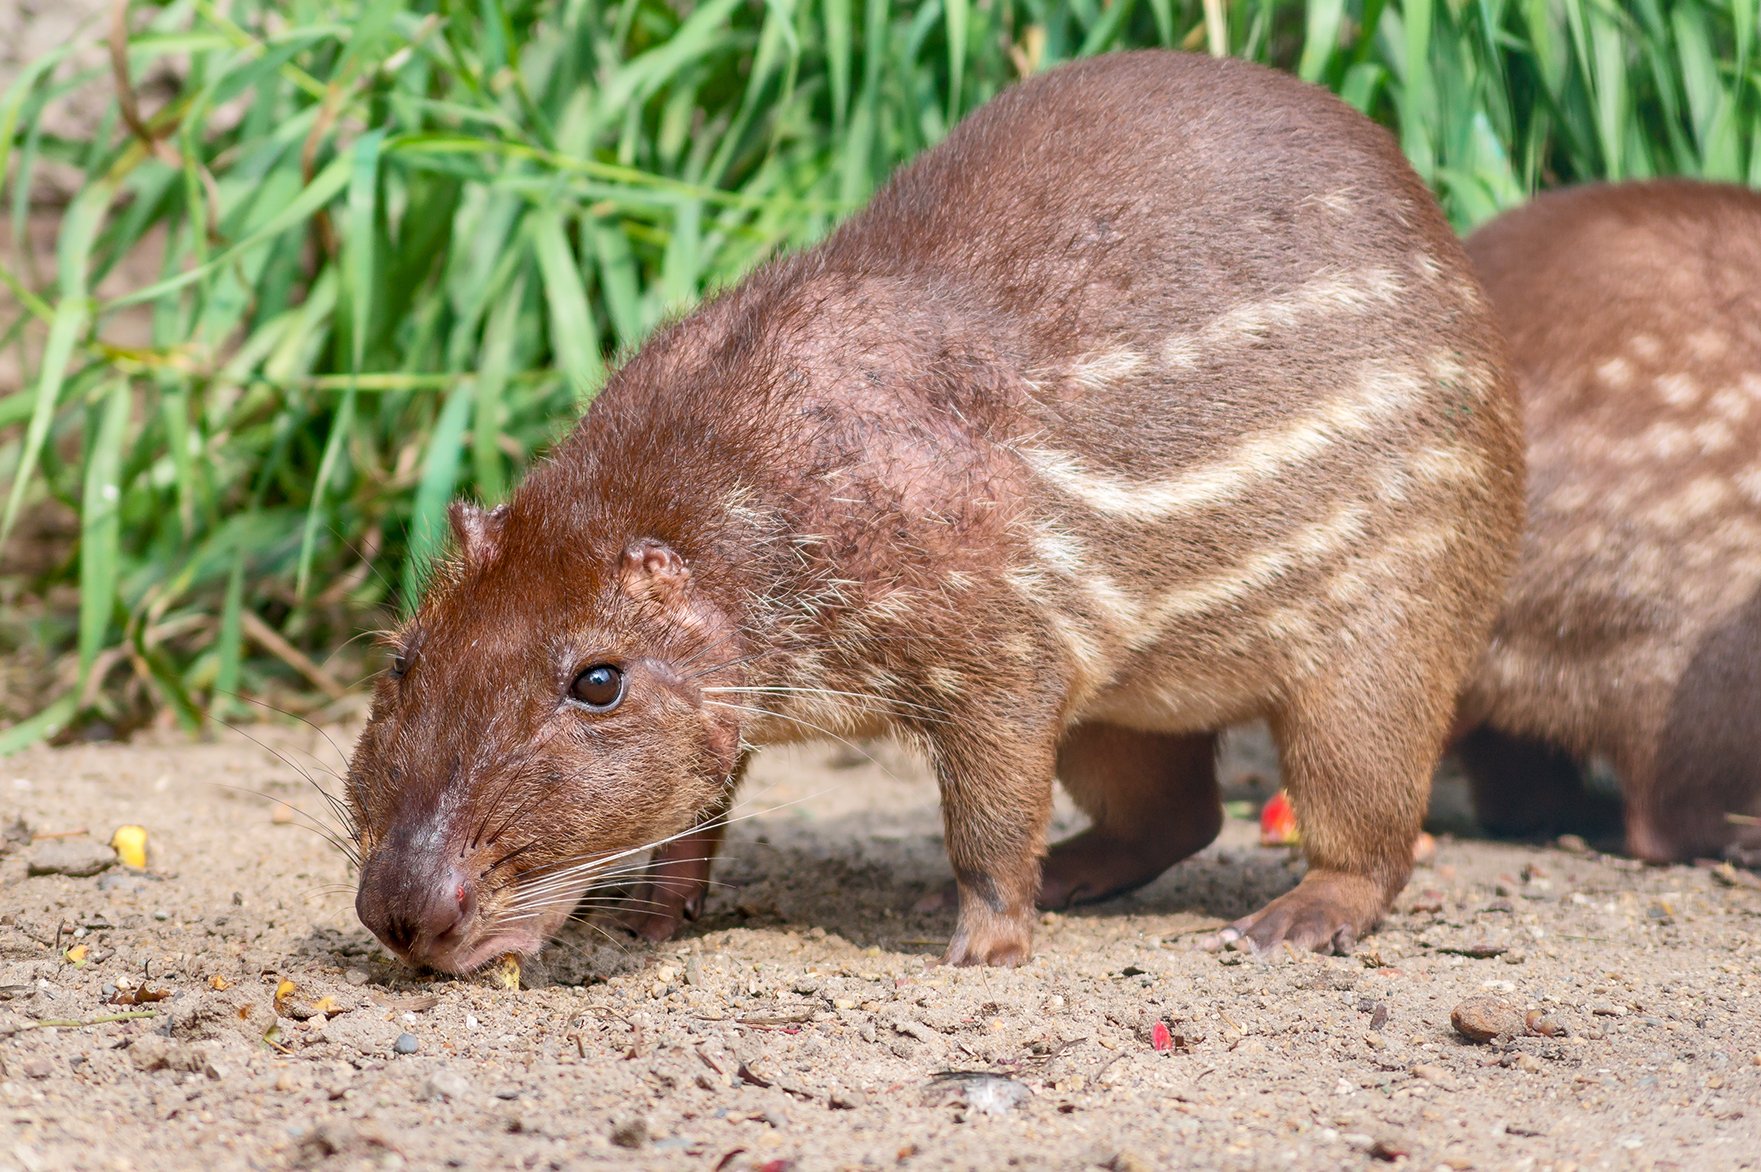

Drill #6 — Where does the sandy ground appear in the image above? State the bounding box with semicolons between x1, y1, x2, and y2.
2;724;1759;1172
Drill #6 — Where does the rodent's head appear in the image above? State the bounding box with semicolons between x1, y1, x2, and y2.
344;498;744;973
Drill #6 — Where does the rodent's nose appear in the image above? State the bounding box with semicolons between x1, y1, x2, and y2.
356;858;477;964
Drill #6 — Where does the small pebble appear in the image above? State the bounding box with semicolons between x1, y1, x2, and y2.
1523;1010;1565;1038
22;1057;53;1079
393;1033;419;1055
609;1116;649;1149
343;969;370;986
1368;1138;1410;1161
422;1069;471;1101
1409;1063;1455;1089
1451;995;1527;1043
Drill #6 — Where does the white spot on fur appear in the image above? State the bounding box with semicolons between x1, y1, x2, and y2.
1407;444;1483;489
1045;610;1107;692
1409;252;1445;284
1031;529;1085;573
1691;418;1736;453
864;591;917;625
1656;371;1701;408
1710;385;1755;424
1063;348;1148;390
1596;356;1634;390
1160;269;1405;368
1630;334;1663;362
1125;505;1371;643
1643;421;1695;461
925;667;964;698
1735;467;1761;508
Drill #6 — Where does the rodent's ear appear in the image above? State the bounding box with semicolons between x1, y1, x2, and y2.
449;499;509;562
621;538;689;603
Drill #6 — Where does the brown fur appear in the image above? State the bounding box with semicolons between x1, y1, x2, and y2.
345;50;1524;971
1457;180;1761;864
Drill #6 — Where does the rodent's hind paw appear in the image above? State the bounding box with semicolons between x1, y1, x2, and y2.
1201;871;1386;956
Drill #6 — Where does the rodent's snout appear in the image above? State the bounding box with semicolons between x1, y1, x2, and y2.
355;853;477;967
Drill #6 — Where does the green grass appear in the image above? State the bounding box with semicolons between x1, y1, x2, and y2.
2;0;1758;747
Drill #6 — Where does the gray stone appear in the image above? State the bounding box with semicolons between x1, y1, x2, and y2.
27;839;115;878
422;1068;471;1101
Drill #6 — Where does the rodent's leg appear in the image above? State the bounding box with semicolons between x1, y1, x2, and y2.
1039;725;1221;909
618;763;745;942
929;721;1058;966
617;818;729;942
1453;725;1616;841
1215;678;1438;955
1627;601;1761;864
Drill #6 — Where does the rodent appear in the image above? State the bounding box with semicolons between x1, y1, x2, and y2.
344;50;1525;972
1453;179;1761;865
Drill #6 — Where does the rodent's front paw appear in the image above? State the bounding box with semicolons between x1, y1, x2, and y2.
1202;871;1386;956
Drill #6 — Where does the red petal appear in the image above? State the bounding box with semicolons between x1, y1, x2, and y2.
1151;1021;1173;1051
1259;790;1300;845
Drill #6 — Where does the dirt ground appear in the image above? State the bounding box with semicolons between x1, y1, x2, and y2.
2;723;1758;1172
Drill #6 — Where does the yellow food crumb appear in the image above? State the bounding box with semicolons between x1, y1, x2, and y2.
489;952;522;990
64;944;89;967
111;824;149;869
273;978;297;1015
209;974;231;991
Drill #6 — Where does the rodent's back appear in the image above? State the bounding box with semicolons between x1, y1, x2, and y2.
834;52;1467;367
807;51;1526;718
1461;180;1761;856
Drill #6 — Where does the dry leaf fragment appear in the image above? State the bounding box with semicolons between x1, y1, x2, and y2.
110;985;171;1006
209;974;231;991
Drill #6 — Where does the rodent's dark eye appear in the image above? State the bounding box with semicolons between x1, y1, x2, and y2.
569;664;624;710
390;651;410;679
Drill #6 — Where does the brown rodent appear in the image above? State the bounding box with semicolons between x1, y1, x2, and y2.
344;50;1524;972
1454;180;1761;864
